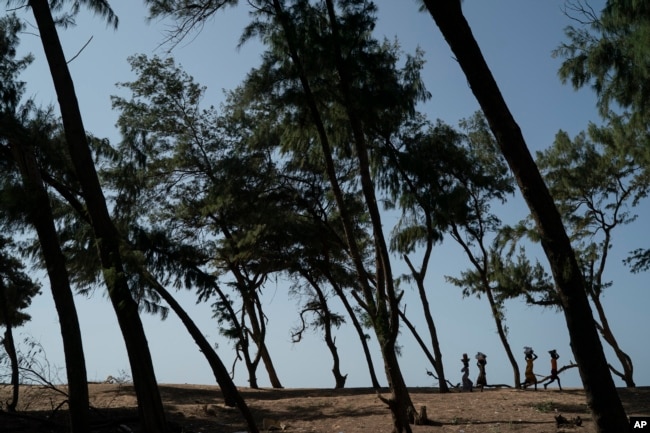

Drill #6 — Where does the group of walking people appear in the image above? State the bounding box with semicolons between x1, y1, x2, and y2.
459;347;562;392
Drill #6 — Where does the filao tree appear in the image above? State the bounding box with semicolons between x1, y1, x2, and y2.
556;0;650;294
145;1;433;430
22;1;169;430
0;13;90;431
420;1;629;432
234;1;432;429
393;113;521;389
534;127;649;387
0;236;41;412
111;54;286;390
555;0;650;127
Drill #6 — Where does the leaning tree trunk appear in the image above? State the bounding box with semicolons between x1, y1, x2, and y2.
29;2;168;431
305;272;348;389
221;228;283;389
421;2;628;432
143;272;259;433
323;1;416;429
0;281;20;413
591;295;635;387
485;287;521;388
2;323;19;412
242;287;283;389
326;271;382;389
9;135;90;432
258;342;283;388
403;254;449;393
378;334;416;433
270;0;415;428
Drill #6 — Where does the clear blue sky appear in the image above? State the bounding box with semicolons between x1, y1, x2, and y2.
7;0;649;389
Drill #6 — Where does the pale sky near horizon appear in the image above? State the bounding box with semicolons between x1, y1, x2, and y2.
5;0;650;391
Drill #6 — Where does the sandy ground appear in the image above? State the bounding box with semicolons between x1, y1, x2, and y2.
0;383;648;432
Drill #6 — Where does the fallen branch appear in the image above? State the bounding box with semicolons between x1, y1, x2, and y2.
482;383;513;389
535;361;578;383
426;369;458;389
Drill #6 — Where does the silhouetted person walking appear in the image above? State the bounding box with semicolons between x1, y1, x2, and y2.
475;352;487;392
521;346;538;390
543;350;562;390
461;353;473;392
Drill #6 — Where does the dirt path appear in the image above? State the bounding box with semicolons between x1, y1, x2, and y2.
0;384;648;432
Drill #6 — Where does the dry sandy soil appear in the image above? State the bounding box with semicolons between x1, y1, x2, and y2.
0;383;648;432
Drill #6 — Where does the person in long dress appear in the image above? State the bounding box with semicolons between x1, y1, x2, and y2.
475;352;487;392
461;353;473;392
521;346;538;390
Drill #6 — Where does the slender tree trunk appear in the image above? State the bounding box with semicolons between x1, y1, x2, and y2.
244;289;283;388
326;272;381;388
243;348;260;389
145;273;259;432
271;0;413;428
28;2;168;431
304;272;347;388
0;281;20;413
318;306;347;389
2;325;19;412
421;2;628;431
258;342;283;388
591;296;635;387
8;137;89;432
324;1;415;428
485;287;520;388
590;232;634;387
397;309;444;384
221;225;283;389
378;338;414;433
403;255;448;392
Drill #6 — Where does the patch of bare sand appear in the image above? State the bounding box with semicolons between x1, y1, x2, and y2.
0;384;647;432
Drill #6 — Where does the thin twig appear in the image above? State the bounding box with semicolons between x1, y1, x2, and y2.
67;36;93;64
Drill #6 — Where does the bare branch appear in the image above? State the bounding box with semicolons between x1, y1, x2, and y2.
66;36;93;64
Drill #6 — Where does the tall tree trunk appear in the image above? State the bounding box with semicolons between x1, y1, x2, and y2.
485;287;520;388
143;272;259;432
590;230;634;387
383;143;448;393
326;272;381;389
397;309;444;385
378;337;414;433
28;2;168;431
403;255;448;392
243;286;283;388
270;0;413;429
591;296;635;387
2;324;19;412
221;225;283;389
324;1;414;429
421;2;629;432
258;342;283;388
8;136;90;432
0;281;20;413
302;271;348;389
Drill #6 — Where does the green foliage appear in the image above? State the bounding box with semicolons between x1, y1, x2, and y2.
0;236;41;327
6;0;119;29
532;400;555;413
554;0;650;122
0;14;32;113
536;125;649;298
145;0;239;48
555;0;650;282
